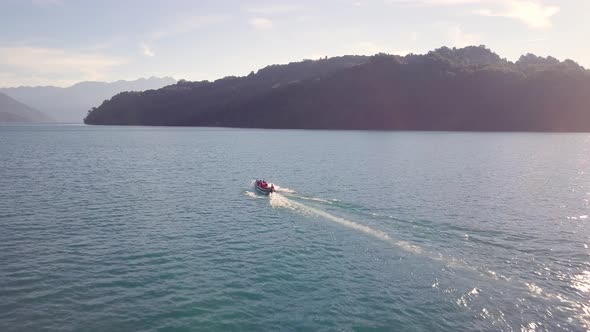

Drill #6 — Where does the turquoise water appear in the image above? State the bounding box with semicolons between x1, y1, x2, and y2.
1;125;589;331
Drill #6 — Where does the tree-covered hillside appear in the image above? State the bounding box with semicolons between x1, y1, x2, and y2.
84;47;590;131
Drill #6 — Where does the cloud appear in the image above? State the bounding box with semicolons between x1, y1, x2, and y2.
244;5;304;15
0;46;127;86
386;0;481;5
137;14;226;63
136;14;227;64
387;0;560;29
149;15;228;40
392;49;414;56
476;1;559;29
448;25;480;47
31;0;63;6
0;72;77;88
354;42;382;55
81;37;124;51
525;37;547;43
140;43;154;57
347;42;415;56
249;17;273;30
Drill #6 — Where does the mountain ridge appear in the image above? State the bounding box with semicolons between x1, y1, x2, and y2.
1;77;176;123
0;92;53;123
2;76;175;90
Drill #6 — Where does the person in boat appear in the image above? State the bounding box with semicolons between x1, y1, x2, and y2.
270;184;275;192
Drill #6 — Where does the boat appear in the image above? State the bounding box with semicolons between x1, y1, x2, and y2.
254;179;275;195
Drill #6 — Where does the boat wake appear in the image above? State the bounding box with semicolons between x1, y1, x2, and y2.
273;184;296;194
251;184;590;330
244;191;265;199
245;184;481;267
267;192;442;259
270;192;392;242
296;195;335;204
249;185;520;273
265;188;478;268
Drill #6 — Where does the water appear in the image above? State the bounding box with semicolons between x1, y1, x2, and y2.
1;125;589;331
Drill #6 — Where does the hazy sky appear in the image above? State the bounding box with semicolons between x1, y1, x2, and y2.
0;0;588;87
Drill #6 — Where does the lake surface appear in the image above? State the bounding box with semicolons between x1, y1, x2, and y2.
1;125;589;331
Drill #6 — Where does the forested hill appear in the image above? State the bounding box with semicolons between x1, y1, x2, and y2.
84;46;590;132
84;56;369;126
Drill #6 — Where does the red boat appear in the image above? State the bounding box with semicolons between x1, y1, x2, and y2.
254;179;275;195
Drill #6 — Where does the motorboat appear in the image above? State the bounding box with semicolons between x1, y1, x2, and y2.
254;179;275;195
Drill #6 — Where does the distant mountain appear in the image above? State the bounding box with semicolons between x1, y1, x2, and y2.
0;92;53;123
1;77;176;123
84;46;590;132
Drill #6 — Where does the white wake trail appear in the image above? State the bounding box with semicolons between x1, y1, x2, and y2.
244;191;265;199
267;192;524;285
270;193;393;243
266;189;590;328
297;195;334;204
273;185;296;194
269;193;471;258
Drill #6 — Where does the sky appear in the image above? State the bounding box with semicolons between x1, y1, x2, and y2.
0;0;588;87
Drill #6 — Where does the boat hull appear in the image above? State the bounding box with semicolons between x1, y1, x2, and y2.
254;181;274;195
